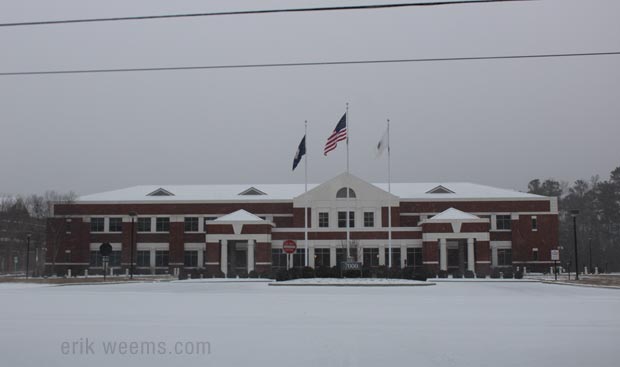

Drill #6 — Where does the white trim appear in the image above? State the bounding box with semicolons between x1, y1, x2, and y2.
136;242;169;251
271;227;421;233
205;234;271;242
422;232;490;241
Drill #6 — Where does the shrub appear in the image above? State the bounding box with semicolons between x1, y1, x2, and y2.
329;266;341;278
514;270;524;279
275;268;290;281
502;269;514;279
402;267;415;280
302;266;315;279
490;268;501;279
315;266;332;278
375;266;388;278
387;267;403;279
361;266;372;278
248;270;259;278
452;270;463;279
438;270;449;279
464;270;475;279
413;269;429;281
476;269;489;279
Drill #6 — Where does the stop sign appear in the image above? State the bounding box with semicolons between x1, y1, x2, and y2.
283;240;297;254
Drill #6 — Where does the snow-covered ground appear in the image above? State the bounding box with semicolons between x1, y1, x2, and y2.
1;281;619;367
270;278;432;286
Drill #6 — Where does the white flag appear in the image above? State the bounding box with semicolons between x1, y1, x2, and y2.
375;129;388;157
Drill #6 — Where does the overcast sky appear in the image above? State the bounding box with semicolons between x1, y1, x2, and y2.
0;0;618;196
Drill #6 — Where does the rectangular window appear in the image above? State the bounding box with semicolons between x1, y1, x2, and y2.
363;248;380;267
155;251;169;267
363;212;375;227
292;249;306;268
497;249;512;266
318;212;329;228
406;248;423;268
155;217;170;232
271;249;287;270
384;247;400;268
338;211;354;228
65;220;72;233
531;216;538;231
109;251;121;267
137;217;151;232
496;215;512;230
532;249;539;261
314;248;331;267
184;217;199;232
184;251;198;267
109;217;123;232
90;251;102;266
90;217;104;232
136;251;150;267
336;248;358;265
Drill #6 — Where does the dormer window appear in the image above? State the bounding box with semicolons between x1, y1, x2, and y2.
238;187;267;196
147;188;174;196
426;185;455;194
336;187;356;198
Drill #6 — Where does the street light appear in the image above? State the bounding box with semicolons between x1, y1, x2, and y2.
588;237;593;274
570;209;580;280
129;211;138;279
25;233;31;279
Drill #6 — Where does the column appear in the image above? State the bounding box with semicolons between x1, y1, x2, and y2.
359;247;364;265
379;245;386;266
308;246;315;268
491;246;498;268
400;245;407;268
197;249;204;269
330;247;337;267
220;240;228;276
149;249;156;275
439;238;447;271
467;238;475;272
247;240;255;273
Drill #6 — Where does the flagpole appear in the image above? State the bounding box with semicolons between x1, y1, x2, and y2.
345;102;350;260
387;119;392;268
304;120;309;267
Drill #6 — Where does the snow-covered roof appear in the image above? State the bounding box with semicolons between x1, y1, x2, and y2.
428;208;480;221
214;209;265;222
77;181;545;203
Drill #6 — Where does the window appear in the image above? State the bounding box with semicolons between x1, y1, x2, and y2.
336;248;358;264
155;251;169;267
314;248;331;267
109;251;121;267
137;217;151;232
109;217;123;232
363;212;374;227
336;187;356;198
184;217;199;232
532;249;539;261
90;218;104;232
271;249;287;270
363;248;380;267
318;212;329;228
531;216;538;231
147;188;174;196
384;247;400;268
65;220;72;233
496;215;512;230
293;249;306;268
155;217;170;232
497;249;512;266
184;251;198;267
90;251;102;266
338;211;354;228
136;251;150;267
406;248;423;268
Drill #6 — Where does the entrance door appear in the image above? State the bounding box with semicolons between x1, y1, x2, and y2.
227;241;248;275
447;240;467;274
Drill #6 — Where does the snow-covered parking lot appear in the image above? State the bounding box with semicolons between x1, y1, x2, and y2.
1;281;619;367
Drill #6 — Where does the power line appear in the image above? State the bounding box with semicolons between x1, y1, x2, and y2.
0;0;534;28
0;51;618;77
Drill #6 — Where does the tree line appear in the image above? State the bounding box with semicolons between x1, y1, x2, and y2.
528;166;620;272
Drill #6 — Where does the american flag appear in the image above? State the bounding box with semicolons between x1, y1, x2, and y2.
323;113;347;155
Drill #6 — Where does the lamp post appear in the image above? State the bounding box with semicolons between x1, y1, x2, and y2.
129;211;138;279
570;209;580;280
588;237;593;274
25;233;31;279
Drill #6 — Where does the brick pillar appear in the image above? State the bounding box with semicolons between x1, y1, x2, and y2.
121;220;134;267
169;220;184;268
205;242;221;275
423;240;439;273
475;240;491;274
255;242;272;274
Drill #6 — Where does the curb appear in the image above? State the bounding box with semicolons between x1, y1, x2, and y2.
541;281;620;290
269;282;436;287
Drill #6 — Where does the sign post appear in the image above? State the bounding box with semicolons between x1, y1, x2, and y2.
551;249;560;281
99;242;112;282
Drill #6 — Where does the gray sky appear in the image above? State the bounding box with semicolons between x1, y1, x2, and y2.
0;0;619;196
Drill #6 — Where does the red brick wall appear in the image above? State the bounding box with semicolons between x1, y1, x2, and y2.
400;200;551;213
511;214;559;263
55;202;294;216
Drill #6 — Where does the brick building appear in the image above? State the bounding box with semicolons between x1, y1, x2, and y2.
46;173;559;276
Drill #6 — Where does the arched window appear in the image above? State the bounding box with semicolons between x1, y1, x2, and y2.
336;187;356;198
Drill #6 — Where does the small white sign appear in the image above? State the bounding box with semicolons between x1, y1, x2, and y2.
551;249;560;261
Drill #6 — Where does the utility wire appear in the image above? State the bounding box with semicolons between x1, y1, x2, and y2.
0;0;534;28
0;51;618;77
